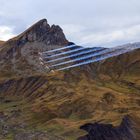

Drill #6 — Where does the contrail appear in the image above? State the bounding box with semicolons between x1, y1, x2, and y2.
46;47;105;63
50;47;122;68
56;46;139;71
42;47;94;59
42;44;76;54
42;42;99;54
50;45;139;68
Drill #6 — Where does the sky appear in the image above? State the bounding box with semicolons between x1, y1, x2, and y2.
0;0;140;47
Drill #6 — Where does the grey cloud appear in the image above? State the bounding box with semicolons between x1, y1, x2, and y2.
0;0;140;46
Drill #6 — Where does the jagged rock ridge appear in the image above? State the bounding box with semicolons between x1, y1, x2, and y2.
78;115;140;140
0;19;69;77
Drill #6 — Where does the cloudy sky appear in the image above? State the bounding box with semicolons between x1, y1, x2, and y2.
0;0;140;47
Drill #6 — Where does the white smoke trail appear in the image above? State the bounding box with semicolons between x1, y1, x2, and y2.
42;47;92;59
42;41;100;54
56;46;140;71
42;44;76;54
50;46;125;68
46;47;104;63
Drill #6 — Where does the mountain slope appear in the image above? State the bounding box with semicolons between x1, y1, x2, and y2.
0;19;139;140
0;40;5;46
0;19;68;77
0;65;139;139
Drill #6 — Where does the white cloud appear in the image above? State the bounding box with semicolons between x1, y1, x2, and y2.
62;24;85;35
61;24;86;43
0;26;15;41
62;24;140;47
0;0;140;47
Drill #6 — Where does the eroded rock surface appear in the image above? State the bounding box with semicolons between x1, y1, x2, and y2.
78;115;140;140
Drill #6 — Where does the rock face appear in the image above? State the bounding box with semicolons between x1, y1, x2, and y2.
0;19;69;77
13;19;68;45
78;115;140;140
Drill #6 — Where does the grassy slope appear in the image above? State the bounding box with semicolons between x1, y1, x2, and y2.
0;49;139;139
0;71;140;140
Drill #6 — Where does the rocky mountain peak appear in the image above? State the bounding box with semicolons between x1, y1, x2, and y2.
18;19;51;42
8;18;68;46
0;19;69;76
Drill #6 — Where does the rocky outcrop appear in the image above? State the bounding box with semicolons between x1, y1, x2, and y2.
11;19;68;46
0;19;69;77
78;115;140;140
